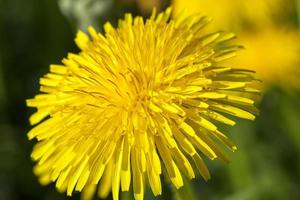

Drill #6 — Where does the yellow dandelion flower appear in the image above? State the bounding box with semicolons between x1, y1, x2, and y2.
26;8;259;200
230;27;300;89
172;0;283;29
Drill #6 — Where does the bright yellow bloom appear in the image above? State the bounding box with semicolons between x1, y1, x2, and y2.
230;27;300;89
26;8;259;200
172;0;283;30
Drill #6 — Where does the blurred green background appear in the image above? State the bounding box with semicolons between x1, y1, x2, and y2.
1;0;300;200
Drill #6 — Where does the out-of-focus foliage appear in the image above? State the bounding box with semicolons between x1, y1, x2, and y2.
57;0;167;32
1;0;300;200
58;0;113;31
0;0;75;199
118;0;169;15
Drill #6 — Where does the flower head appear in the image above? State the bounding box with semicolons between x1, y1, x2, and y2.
27;8;259;200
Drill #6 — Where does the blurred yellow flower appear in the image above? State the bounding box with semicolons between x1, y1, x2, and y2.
172;0;283;29
26;8;259;200
231;27;300;89
172;0;300;90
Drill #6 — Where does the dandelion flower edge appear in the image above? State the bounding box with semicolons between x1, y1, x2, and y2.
27;8;259;200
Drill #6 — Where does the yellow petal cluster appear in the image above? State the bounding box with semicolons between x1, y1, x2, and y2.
26;8;259;200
